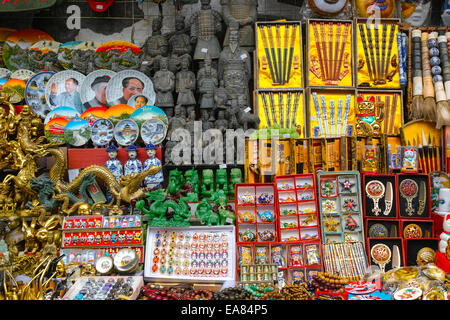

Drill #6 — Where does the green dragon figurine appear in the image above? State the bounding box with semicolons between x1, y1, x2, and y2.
201;169;214;200
229;168;242;199
135;189;191;227
184;168;200;202
215;169;228;196
167;169;184;196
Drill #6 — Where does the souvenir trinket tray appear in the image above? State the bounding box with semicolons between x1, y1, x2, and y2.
363;174;398;219
306;19;354;87
235;183;278;243
63;215;142;230
355;19;401;89
317;171;365;245
62;229;143;248
397;174;431;219
60;246;145;266
63;276;143;300
236;241;322;285
255;21;303;89
256;89;305;132
144;226;236;283
274;174;320;242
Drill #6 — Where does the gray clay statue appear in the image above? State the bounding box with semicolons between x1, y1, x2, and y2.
168;104;187;137
141;16;169;77
189;0;223;62
197;56;218;121
234;94;260;130
153;57;175;117
168;15;192;73
175;56;196;116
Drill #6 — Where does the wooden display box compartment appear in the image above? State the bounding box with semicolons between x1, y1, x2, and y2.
354;19;401;89
366;219;400;238
254;88;306;134
274;174;321;243
396;173;431;219
400;219;434;239
362;173;398;219
244;138;293;184
254;21;303;90
317;171;365;246
314;290;348;300
305;19;355;88
367;238;404;269
235;183;278;243
403;238;439;266
354;89;404;137
306;88;356;139
290;138;313;174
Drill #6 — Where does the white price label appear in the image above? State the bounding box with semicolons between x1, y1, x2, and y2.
201;48;208;53
244;107;251;113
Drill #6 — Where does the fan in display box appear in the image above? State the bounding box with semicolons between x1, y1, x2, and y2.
144;226;236;283
274;174;320;242
236;242;322;286
235;183;277;243
317;171;365;244
60;215;145;268
397;174;431;219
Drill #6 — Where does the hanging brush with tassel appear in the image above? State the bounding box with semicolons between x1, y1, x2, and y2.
436;32;450;128
421;31;437;121
411;29;424;120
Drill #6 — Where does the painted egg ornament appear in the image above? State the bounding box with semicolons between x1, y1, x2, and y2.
257;193;274;204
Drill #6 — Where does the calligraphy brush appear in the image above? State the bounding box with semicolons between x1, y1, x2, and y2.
259;25;277;84
260;92;272;128
380;24;387;83
312;22;325;82
433;136;439;171
421;31;437;121
291;91;300;128
358;24;373;81
384;24;396;80
267;25;280;84
276;24;283;85
320;22;329;81
283;24;290;84
429;133;435;172
411;29;424;120
422;130;431;173
365;24;377;80
286;23;297;84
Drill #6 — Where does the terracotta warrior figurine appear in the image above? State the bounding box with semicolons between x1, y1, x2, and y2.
197;55;218;121
153;57;175;117
168;104;187;137
141;16;169;77
175;56;196;116
168;15;192;73
189;0;223;64
218;21;251;100
221;0;257;52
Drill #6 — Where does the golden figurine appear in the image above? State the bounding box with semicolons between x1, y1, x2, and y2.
355;95;384;137
81;263;97;276
416;247;436;266
109;204;124;216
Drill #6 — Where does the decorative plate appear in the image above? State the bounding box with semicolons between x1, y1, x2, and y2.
346;283;378;295
105;103;135;126
28;40;61;72
368;223;389;238
403;223;422;239
95;255;114;275
128;93;152;109
80;69;116;109
1;78;25;103
57;41;82;69
349;295;381;300
105;69;155;107
393;287;422;300
10;69;35;80
44;106;81;125
94;40;142;72
114;118;139;146
44;70;86;112
44;117;68;144
64;117;91;147
140;118;167;145
25;71;55;117
0;68;11;79
80;106;107;125
90;118;114;146
0;28;16;68
114;248;139;273
2;28;54;70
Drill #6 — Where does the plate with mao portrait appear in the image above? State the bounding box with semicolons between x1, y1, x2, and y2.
90;118;114;146
105;69;155;107
114;118;139;147
25;71;55;117
44;70;86;113
80;69;116;110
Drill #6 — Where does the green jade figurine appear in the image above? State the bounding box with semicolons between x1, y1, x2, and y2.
201;169;215;200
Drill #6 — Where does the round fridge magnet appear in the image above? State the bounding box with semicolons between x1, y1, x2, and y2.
25;71;55;117
114;118;139;146
105;69;155;107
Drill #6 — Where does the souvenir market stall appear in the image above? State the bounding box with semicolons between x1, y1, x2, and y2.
0;0;449;301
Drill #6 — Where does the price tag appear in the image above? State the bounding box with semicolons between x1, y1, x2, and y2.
226;218;233;224
244;107;251;113
201;48;208;53
283;134;290;139
219;164;227;169
240;53;247;59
